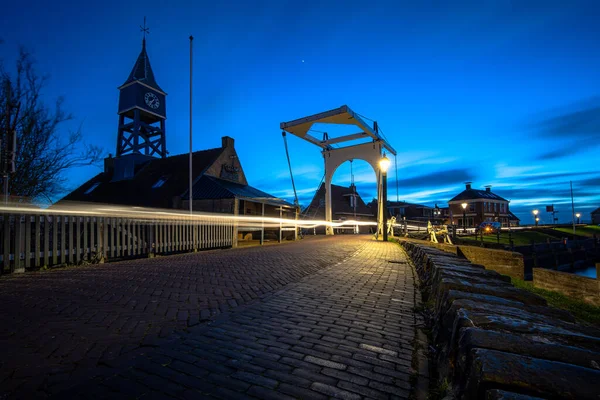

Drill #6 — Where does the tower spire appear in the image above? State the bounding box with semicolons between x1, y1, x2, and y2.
140;16;149;49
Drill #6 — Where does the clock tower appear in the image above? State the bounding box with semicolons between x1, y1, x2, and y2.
116;33;167;158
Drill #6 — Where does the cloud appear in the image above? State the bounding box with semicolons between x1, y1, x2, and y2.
274;164;321;180
494;164;541;179
535;136;600;160
396;168;475;189
530;97;600;138
517;171;599;183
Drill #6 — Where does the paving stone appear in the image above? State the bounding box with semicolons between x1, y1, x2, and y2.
310;382;362;400
1;236;418;399
278;383;328;400
304;355;347;370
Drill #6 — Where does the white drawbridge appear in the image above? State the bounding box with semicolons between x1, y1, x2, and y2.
280;105;397;236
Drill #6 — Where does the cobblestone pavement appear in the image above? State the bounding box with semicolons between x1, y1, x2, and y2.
0;236;419;399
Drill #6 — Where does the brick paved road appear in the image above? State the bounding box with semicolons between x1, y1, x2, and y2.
0;236;419;399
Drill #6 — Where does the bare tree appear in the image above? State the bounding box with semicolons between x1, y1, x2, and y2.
0;47;103;204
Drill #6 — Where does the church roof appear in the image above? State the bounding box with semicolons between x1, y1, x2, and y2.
120;40;164;92
61;147;224;209
188;175;293;207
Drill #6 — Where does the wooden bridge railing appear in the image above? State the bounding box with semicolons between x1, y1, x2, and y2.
0;213;234;274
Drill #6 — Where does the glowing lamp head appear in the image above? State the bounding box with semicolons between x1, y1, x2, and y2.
576;213;581;218
533;209;539;216
379;154;391;173
461;202;468;210
535;217;539;222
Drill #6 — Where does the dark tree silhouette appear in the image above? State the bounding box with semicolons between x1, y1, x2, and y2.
0;47;103;204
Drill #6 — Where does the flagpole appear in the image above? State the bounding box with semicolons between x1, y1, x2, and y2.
189;35;194;215
570;181;575;234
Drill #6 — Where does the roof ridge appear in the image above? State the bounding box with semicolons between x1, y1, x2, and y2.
166;147;222;159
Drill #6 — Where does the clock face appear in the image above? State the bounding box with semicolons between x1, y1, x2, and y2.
144;92;160;109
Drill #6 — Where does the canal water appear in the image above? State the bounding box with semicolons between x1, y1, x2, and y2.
574;266;597;279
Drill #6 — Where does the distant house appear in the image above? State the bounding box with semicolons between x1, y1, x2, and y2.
381;201;434;223
508;211;521;227
592;207;600;225
448;183;512;228
303;184;375;234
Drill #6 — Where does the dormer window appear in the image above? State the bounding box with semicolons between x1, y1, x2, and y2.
152;176;169;188
84;182;101;195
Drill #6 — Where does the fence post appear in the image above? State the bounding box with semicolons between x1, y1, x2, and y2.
148;221;155;258
14;215;23;273
24;215;31;270
232;198;239;248
3;214;10;273
99;217;106;263
35;215;41;268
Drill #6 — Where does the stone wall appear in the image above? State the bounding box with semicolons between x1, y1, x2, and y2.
401;238;525;279
533;268;600;306
456;245;525;279
400;240;600;400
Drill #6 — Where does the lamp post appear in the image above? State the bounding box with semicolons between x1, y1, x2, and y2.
533;209;539;227
576;213;581;225
434;204;440;225
461;202;468;233
380;154;391;241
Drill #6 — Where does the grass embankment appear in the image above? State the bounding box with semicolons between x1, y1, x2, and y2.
511;277;600;326
461;225;600;246
553;225;600;238
460;230;557;246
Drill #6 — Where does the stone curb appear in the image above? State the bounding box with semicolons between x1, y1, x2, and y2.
399;239;600;400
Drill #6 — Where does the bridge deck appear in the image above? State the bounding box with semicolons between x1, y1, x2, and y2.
0;235;419;399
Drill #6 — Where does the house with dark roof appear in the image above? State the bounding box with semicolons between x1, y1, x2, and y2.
380;201;435;223
448;182;516;228
591;207;600;225
60;34;295;243
303;183;375;234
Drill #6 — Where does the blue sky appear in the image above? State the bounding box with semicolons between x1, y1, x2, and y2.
1;0;599;224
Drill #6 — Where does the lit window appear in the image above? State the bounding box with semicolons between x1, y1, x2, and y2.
84;182;100;195
152;176;168;188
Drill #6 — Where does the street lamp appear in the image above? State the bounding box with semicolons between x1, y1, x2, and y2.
533;209;539;227
576;213;581;225
379;153;390;241
461;202;468;233
434;204;440;224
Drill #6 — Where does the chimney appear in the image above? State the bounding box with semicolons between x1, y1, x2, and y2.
221;136;235;149
485;185;492;192
465;182;472;190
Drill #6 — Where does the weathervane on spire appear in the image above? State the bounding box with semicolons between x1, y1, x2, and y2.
140;16;149;47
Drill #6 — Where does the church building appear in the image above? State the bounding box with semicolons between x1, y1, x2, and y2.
62;32;296;239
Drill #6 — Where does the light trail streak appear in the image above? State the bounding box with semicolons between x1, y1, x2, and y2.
0;202;379;230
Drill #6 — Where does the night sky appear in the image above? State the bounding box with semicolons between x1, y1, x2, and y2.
2;0;599;224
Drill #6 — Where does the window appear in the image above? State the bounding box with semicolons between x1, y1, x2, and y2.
469;204;475;212
84;182;100;195
152;176;169;188
349;195;355;208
